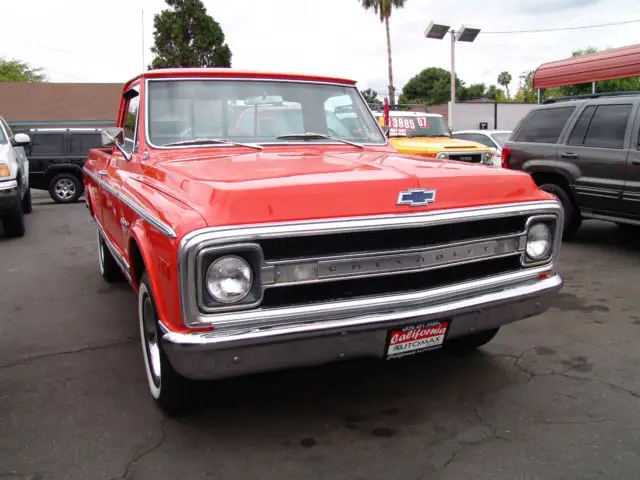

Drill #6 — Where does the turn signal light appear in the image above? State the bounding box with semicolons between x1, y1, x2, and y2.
501;146;512;169
0;165;10;177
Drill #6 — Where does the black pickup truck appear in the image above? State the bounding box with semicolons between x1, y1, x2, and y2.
502;92;640;238
18;128;104;203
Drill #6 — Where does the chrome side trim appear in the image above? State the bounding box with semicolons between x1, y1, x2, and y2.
142;77;390;150
177;199;563;328
96;217;132;282
82;167;177;239
0;179;19;192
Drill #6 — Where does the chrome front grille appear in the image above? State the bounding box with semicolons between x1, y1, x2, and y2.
448;153;483;163
177;201;564;328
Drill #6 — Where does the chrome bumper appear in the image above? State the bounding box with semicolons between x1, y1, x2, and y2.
161;273;562;381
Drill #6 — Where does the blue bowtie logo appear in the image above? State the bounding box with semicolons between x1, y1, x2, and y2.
397;189;437;207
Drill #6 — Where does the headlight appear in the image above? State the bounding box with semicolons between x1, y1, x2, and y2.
205;255;253;304
482;152;491;164
436;152;449;160
525;223;552;261
0;164;10;177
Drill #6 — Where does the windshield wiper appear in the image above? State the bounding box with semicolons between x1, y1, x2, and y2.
163;138;263;150
275;132;364;149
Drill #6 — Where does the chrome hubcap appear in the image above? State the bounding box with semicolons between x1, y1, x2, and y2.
142;294;162;387
54;178;76;200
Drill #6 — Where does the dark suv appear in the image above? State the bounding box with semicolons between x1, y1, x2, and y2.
502;92;640;238
19;128;104;203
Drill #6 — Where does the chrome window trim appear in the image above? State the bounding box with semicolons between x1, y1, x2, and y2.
82;167;177;239
142;77;390;151
178;199;564;328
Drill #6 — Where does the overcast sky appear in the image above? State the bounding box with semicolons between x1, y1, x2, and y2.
1;0;639;96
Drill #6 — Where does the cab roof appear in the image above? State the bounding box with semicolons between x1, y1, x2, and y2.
124;68;357;88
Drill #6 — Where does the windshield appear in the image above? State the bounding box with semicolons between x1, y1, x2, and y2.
491;132;511;147
147;79;386;147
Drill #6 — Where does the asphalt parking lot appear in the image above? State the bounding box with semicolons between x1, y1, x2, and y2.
1;193;639;480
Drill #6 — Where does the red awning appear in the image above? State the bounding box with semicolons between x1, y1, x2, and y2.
532;43;640;89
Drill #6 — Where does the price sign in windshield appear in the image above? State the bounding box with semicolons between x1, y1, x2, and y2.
388;116;430;136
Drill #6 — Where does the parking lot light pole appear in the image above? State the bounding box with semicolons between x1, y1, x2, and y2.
424;22;481;129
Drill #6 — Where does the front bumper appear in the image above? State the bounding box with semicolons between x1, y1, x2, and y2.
0;180;20;212
161;273;562;381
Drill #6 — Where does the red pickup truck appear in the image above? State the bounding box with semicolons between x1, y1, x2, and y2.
83;68;564;415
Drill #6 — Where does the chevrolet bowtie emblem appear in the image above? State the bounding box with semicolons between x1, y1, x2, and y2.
397;188;437;207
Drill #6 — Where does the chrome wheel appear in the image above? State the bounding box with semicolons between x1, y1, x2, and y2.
98;231;105;275
138;282;162;398
54;178;76;201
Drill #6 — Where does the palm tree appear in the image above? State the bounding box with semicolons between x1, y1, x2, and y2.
497;71;513;99
360;0;407;104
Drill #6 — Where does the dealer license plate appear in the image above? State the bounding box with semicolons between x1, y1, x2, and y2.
385;320;450;360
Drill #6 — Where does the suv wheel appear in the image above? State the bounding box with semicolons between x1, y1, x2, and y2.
539;183;581;239
22;187;32;214
1;197;25;238
49;173;82;204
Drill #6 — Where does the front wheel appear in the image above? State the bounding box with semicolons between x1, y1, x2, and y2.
138;272;193;416
97;230;124;283
1;198;25;238
22;187;32;214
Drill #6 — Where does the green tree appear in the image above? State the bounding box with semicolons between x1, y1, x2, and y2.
361;88;382;105
497;71;512;99
460;83;486;101
399;67;464;105
485;85;507;102
0;57;47;82
359;0;407;103
149;0;232;69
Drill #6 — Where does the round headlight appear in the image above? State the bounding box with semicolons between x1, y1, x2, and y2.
482;152;491;164
526;223;552;260
436;152;449;160
205;255;253;304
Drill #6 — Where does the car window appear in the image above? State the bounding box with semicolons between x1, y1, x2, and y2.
468;134;495;148
30;133;66;155
567;106;596;146
513;107;575;143
491;132;511;147
70;133;103;155
0;125;5;144
582;104;632;149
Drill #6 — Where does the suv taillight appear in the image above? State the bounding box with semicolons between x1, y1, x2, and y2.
501;146;512;169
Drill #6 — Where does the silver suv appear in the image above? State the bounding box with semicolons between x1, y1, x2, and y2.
0;115;32;238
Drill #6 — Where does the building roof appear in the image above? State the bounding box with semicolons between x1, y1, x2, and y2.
533;43;640;89
0;82;123;126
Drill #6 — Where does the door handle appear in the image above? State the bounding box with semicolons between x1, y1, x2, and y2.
97;170;108;176
561;152;578;159
631;158;640;166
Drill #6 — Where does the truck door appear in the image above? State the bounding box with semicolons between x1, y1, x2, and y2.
622;104;640;220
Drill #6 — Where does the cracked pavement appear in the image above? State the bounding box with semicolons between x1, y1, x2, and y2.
1;195;639;480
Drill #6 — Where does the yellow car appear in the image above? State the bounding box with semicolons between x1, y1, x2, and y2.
372;108;494;166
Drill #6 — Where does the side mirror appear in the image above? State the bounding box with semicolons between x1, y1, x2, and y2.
101;127;131;161
12;133;31;146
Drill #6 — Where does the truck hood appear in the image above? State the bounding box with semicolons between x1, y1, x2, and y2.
140;148;545;227
389;136;491;154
